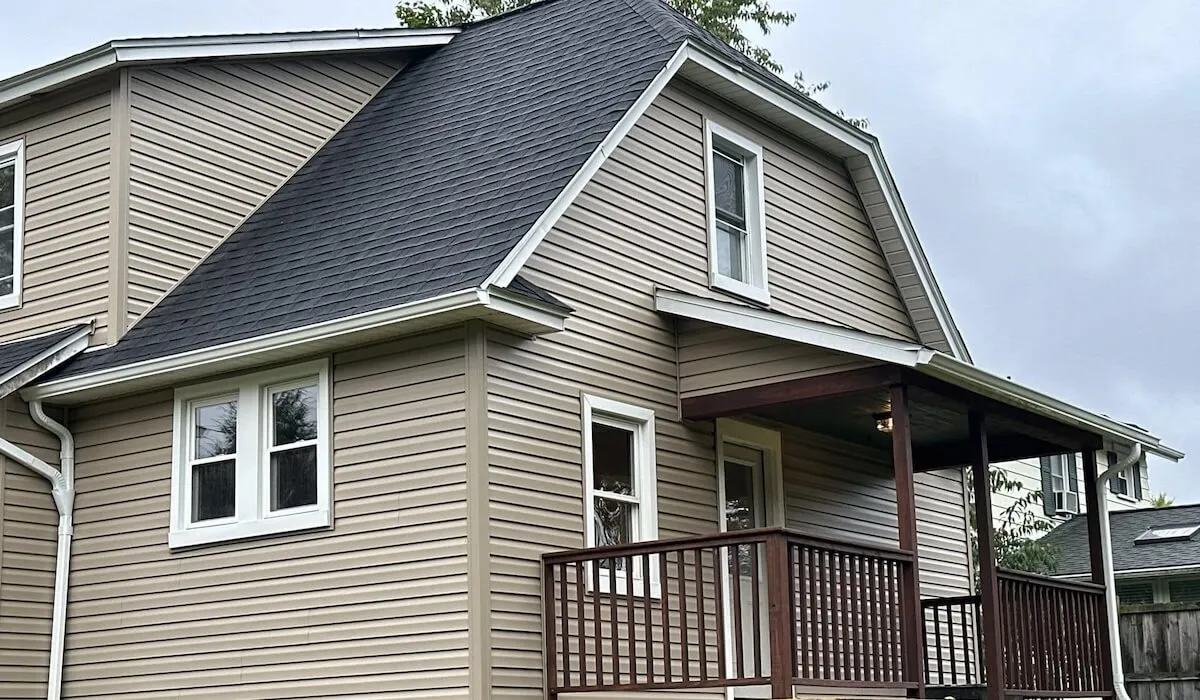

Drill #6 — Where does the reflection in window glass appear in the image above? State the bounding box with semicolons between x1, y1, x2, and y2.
0;160;14;296
192;460;236;522
270;385;319;511
194;401;237;459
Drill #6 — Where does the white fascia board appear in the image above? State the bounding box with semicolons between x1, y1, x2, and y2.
484;42;692;289
653;288;925;367
0;324;94;400
0;28;457;112
24;288;565;402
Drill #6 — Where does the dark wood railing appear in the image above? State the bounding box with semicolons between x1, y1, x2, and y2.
922;569;1113;697
541;527;919;698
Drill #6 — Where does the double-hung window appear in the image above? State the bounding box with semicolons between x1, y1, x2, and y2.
171;361;330;548
1048;453;1079;514
0;140;24;308
582;394;658;594
705;120;768;305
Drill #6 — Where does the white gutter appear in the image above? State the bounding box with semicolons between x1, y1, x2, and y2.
1096;443;1141;700
0;400;74;700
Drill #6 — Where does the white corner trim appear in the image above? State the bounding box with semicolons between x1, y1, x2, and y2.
24;288;567;402
0;324;93;399
0;28;459;113
0;138;25;311
483;42;692;289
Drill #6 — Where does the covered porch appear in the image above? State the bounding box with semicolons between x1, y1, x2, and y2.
542;364;1117;699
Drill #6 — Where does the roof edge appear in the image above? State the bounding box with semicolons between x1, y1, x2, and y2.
0;27;459;114
0;323;93;400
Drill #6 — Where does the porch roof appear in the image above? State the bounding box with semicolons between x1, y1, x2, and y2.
655;289;1183;462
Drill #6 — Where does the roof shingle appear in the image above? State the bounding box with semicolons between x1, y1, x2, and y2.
1042;503;1200;576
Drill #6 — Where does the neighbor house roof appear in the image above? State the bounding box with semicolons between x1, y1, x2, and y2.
26;0;969;401
1043;504;1200;577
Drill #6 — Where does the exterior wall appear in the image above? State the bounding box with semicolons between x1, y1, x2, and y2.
0;81;114;345
121;56;403;331
0;397;61;699
57;329;470;698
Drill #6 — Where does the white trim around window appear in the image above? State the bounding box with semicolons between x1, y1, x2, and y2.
169;360;331;548
581;394;659;596
704;119;769;306
0;139;25;310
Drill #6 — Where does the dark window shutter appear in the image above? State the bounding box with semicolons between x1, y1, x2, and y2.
1133;459;1144;500
1107;451;1120;495
1067;453;1079;495
1040;456;1056;516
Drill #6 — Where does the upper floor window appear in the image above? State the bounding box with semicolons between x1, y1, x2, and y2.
1106;450;1142;500
705;120;768;305
582;394;658;594
170;360;330;548
0;140;24;309
1042;453;1079;515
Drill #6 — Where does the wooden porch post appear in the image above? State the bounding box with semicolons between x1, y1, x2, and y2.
1081;449;1116;691
766;533;796;699
969;410;1005;700
890;385;926;697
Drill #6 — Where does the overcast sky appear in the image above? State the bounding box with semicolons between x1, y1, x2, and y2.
2;1;1196;501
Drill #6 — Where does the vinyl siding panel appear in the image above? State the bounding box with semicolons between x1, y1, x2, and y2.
0;83;113;345
0;397;61;699
625;84;917;342
60;329;470;698
123;56;403;325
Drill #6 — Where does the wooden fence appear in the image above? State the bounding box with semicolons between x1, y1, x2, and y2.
1118;603;1200;700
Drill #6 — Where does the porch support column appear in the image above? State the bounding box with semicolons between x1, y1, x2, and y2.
1081;449;1116;691
890;385;925;697
969;410;1004;700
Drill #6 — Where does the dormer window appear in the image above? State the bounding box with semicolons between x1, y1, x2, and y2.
0;139;24;309
705;120;768;305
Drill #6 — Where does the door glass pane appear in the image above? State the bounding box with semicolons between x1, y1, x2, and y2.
716;220;747;282
194;400;237;459
271;445;318;510
723;444;765;531
192;459;235;521
273;385;318;445
592;423;634;496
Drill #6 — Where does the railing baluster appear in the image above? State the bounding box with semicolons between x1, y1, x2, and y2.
712;546;727;682
678;549;691;682
625;554;636;686
660;550;671;684
750;543;762;678
797;545;810;680
575;561;585;687
730;544;744;679
642;552;653;685
695;547;709;681
608;559;619;685
545;562;559;693
592;559;602;686
558;562;569;688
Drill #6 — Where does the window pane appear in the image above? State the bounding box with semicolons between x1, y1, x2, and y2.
0;163;13;207
273;385;318;446
713;149;745;222
592;423;634;495
194;401;237;459
1169;578;1200;604
594;496;632;547
716;220;747;281
1115;581;1153;605
192;459;235;521
271;445;318;511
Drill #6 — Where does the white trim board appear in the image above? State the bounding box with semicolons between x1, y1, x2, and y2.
23;288;566;404
0;28;459;113
654;288;1183;461
485;39;970;362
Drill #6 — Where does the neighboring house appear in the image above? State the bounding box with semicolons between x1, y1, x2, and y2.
1043;504;1200;605
0;2;1184;700
991;449;1153;532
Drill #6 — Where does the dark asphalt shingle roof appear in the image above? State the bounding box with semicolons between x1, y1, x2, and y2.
0;324;89;394
1043;504;1200;576
56;0;829;379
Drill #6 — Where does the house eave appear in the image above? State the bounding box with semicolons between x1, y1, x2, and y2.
0;324;94;400
0;28;459;114
23;288;565;405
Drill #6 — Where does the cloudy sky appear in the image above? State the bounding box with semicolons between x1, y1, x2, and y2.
2;1;1196;501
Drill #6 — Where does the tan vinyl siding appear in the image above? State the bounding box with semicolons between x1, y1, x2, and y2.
0;83;113;345
0;398;61;699
620;84;917;341
123;56;403;326
60;329;469;698
677;319;879;398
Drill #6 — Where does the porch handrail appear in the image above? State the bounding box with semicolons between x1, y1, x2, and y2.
996;566;1105;593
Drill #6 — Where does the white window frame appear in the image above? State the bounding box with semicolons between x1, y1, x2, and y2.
704;119;769;306
170;360;331;548
1113;468;1131;498
0;139;25;310
582;394;659;596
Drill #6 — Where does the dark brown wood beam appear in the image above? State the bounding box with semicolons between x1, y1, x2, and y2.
969;410;1005;700
680;364;902;421
1081;449;1117;692
913;434;1067;471
889;385;925;697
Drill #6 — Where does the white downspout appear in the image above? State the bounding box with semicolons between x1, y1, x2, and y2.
1095;443;1140;700
0;400;74;700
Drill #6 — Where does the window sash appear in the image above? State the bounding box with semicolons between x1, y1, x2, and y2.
705;121;768;304
0;141;23;307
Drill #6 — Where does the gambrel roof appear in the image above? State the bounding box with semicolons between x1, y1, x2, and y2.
31;0;969;397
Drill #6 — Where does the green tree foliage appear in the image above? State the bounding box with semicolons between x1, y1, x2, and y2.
395;0;867;128
967;467;1061;576
1150;492;1175;508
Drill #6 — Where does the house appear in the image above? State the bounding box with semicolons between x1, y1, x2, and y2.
0;1;1184;699
1042;504;1200;605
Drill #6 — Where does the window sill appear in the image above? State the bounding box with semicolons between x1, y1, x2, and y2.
0;292;20;311
589;570;662;600
169;507;330;549
711;274;770;307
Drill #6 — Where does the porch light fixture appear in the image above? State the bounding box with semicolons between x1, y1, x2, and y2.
874;412;893;434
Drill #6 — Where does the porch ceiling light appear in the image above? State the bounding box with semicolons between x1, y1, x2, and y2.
874;411;893;434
